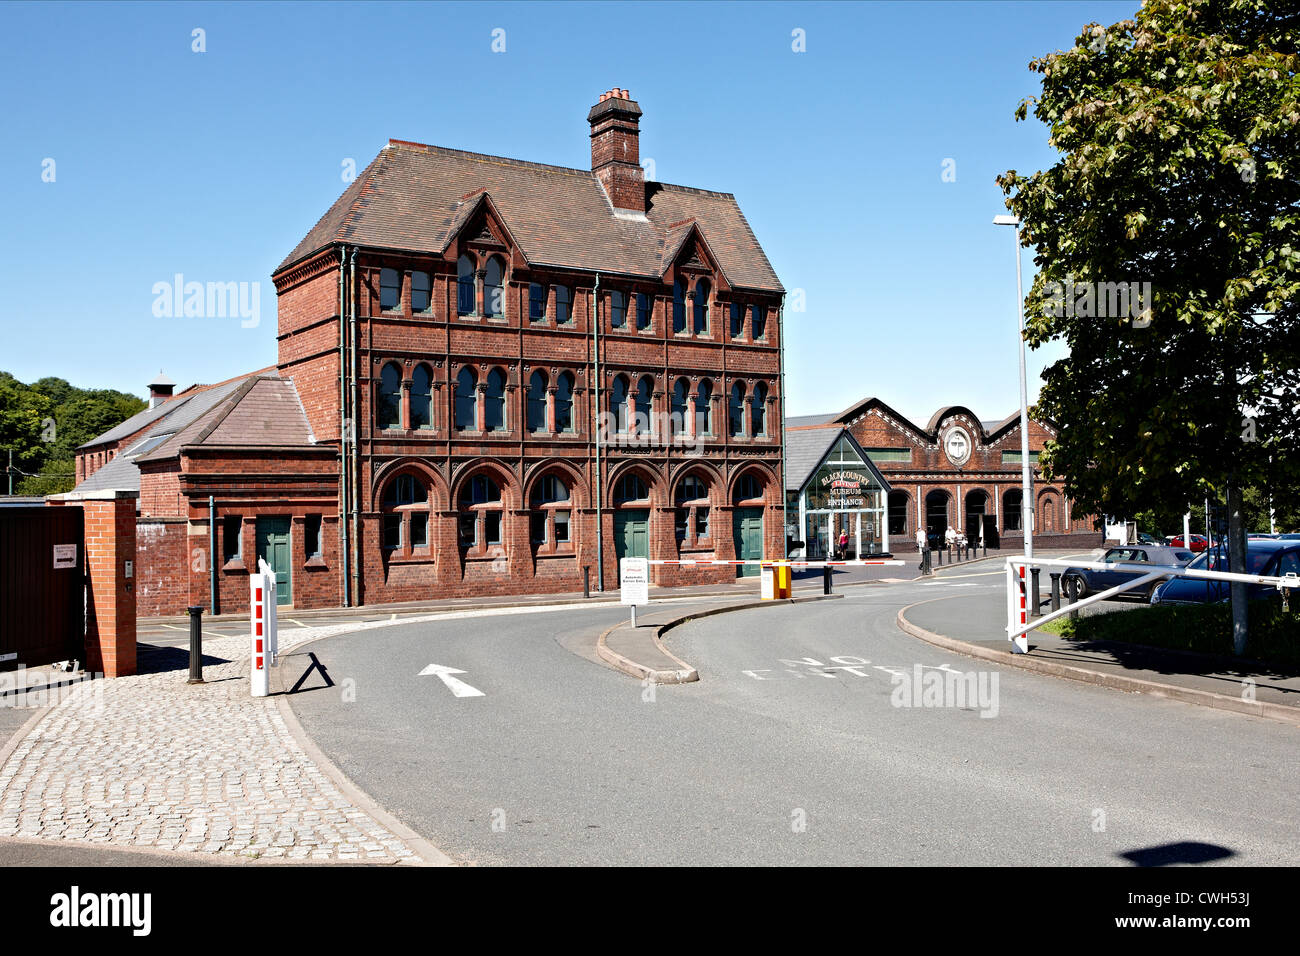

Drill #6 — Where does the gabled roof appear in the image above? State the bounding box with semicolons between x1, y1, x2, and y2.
276;140;782;293
804;396;1047;444
785;426;892;496
70;372;317;496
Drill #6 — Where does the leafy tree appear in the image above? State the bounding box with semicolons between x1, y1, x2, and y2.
998;0;1300;653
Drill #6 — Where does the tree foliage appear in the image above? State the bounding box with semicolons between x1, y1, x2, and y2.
0;372;145;495
997;0;1300;520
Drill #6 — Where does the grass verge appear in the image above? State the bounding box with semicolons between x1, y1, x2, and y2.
1036;599;1300;668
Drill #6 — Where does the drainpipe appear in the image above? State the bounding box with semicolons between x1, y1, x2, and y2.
592;273;603;591
777;292;788;559
337;246;350;606
349;247;360;605
208;495;217;615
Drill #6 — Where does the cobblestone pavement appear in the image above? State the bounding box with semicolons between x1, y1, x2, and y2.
0;624;423;864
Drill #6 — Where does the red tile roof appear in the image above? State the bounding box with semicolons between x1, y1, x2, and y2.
276;141;782;293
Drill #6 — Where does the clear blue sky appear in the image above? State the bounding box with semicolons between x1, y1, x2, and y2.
0;0;1138;425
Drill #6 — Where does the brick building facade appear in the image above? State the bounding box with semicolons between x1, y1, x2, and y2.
70;89;787;614
787;397;1102;556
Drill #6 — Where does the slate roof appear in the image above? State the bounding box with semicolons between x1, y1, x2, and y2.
276;140;782;293
784;425;892;495
801;397;1036;443
70;372;317;495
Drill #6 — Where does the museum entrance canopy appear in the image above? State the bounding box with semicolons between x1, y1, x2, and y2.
785;428;892;559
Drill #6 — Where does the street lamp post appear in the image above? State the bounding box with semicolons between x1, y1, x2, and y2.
994;214;1033;560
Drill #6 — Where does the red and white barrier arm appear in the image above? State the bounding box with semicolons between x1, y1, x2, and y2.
646;558;905;567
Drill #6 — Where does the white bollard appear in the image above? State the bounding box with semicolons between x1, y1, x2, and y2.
250;573;270;698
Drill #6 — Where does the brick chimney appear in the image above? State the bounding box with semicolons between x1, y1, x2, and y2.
588;88;645;214
147;371;175;409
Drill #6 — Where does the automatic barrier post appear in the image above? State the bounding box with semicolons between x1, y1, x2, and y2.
1050;572;1061;612
186;606;204;684
250;575;270;698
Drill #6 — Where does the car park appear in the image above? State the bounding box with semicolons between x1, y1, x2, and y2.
1062;545;1196;601
1150;539;1300;605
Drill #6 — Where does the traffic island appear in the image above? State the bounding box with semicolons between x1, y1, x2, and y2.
596;594;843;684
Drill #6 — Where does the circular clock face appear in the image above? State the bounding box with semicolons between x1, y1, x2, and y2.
943;426;972;466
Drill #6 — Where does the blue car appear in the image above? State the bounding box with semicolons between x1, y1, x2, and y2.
1150;539;1300;605
1063;545;1195;601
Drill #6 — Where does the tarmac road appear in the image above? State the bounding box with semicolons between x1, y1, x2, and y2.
285;569;1300;866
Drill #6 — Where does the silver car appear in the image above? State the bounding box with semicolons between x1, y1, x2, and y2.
1063;545;1196;601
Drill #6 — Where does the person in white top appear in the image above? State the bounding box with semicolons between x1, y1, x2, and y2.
945;525;957;549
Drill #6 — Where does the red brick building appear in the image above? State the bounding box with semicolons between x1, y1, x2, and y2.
786;397;1101;557
69;89;787;613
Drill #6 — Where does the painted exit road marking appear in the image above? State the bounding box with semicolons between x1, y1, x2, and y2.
419;663;486;698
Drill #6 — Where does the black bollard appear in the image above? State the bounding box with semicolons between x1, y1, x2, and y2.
1067;576;1079;622
1050;572;1061;612
583;566;590;600
823;565;833;595
1031;568;1041;617
186;605;205;684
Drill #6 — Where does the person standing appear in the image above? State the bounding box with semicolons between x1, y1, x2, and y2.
916;525;930;574
945;525;957;552
837;528;849;560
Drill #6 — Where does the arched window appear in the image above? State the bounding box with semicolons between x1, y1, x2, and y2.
485;368;506;432
458;473;503;550
695;379;713;435
555;372;575;433
610;375;629;435
380;268;400;311
672;280;686;333
615;472;650;504
411;364;432;430
751;304;766;339
611;290;627;329
693;279;710;334
530;473;572;549
1004;489;1023;532
527;370;548;433
411;271;431;313
734;472;763;503
555;285;572;324
377;362;402;430
670;378;689;436
484;257;505;318
730;302;744;339
381;472;430;553
455;367;477;431
675;473;710;546
634;376;653;435
729;382;746;438
751;382;768;438
457;255;476;315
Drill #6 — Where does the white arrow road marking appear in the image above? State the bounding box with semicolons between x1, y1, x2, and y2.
419;663;485;698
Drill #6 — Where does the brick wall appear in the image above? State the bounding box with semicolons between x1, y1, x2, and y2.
80;493;137;677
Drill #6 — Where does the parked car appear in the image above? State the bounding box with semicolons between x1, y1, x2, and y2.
1167;533;1209;552
1136;532;1160;545
1150;539;1300;605
1062;545;1196;601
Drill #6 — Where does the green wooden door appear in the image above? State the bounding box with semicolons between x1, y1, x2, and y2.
614;510;649;560
734;507;763;576
255;517;293;605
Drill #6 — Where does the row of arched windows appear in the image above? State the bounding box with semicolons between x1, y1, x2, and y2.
380;465;771;558
377;362;773;440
